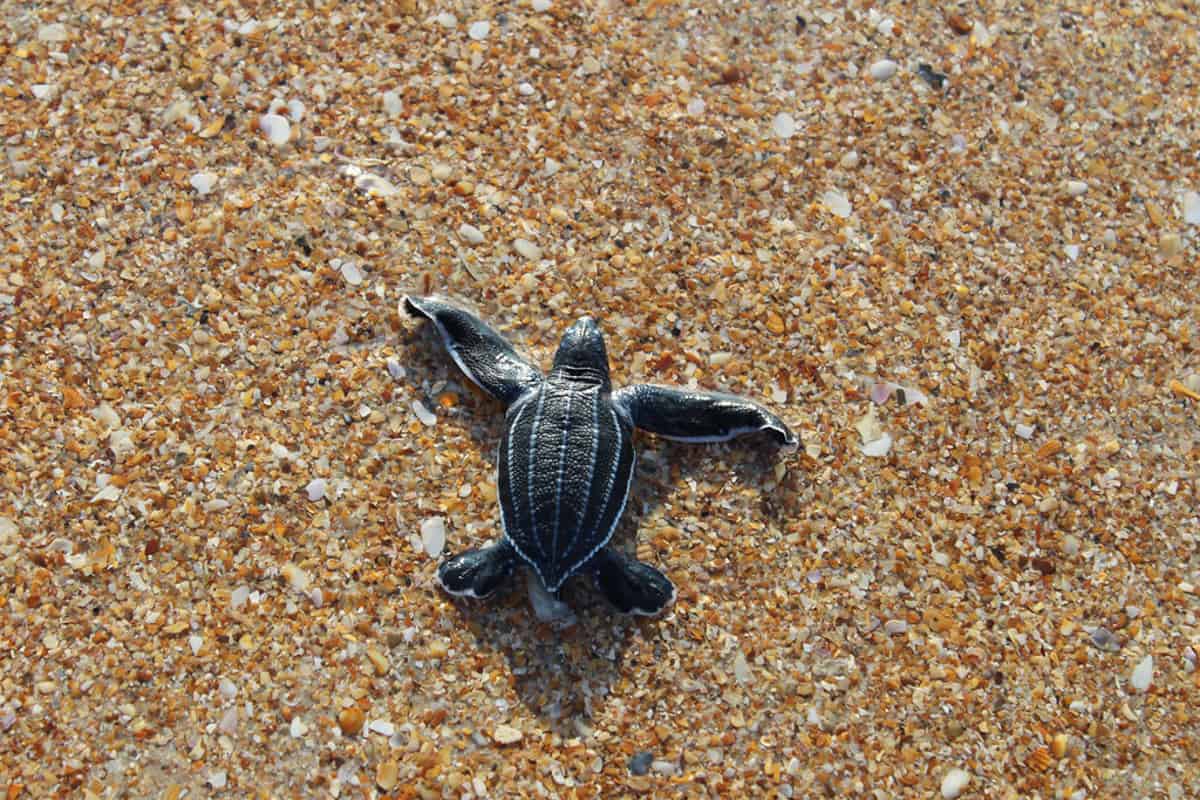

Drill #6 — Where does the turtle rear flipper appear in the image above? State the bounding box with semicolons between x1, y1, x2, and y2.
591;548;676;616
437;541;519;599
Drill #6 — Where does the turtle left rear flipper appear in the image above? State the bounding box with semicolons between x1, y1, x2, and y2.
591;548;676;616
403;296;543;407
438;540;520;599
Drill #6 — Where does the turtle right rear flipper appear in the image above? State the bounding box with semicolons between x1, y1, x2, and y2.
437;540;519;599
591;548;676;616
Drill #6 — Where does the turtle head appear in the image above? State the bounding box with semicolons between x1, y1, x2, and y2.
552;317;611;387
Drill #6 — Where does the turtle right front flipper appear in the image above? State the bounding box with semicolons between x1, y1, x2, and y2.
404;296;543;407
612;384;797;448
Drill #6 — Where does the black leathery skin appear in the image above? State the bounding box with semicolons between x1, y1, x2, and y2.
591;548;676;615
403;296;542;405
405;296;795;612
499;377;634;591
613;384;797;447
437;541;520;598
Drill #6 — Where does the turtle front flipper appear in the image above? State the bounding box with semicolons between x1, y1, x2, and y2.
590;548;676;616
437;540;520;599
404;296;543;407
612;384;796;448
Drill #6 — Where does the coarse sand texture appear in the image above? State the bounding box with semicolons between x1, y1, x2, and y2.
1;2;1198;798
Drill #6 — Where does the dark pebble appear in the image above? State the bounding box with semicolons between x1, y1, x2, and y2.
629;751;654;776
917;63;947;89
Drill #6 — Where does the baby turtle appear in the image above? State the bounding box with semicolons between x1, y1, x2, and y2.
404;296;796;615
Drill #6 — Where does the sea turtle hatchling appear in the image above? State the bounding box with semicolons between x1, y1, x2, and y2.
404;296;796;616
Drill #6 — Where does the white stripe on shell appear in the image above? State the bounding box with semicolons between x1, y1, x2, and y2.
504;395;531;532
576;387;601;536
526;390;546;562
551;390;574;562
542;405;635;592
595;405;623;536
498;394;551;591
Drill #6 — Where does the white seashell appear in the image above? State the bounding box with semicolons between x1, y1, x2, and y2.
772;113;796;140
869;59;899;80
190;172;218;196
259;113;291;145
420;517;446;559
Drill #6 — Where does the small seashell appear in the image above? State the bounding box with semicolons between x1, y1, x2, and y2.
1130;654;1153;691
861;433;893;457
353;173;399;197
92;484;121;503
190;172;218;196
1050;733;1069;759
1026;746;1052;772
733;650;753;684
870;382;896;405
382;90;403;117
1184;191;1200;225
1089;626;1120;651
376;760;399;790
772;112;796;139
512;238;543;260
259;113;291;146
37;23;70;43
420;517;446;559
340;261;364;286
869;59;899;81
493;724;523;744
338;707;365;735
458;223;485;244
940;768;971;799
412;399;437;426
368;719;395;736
218;707;238;736
281;563;310;593
820;189;852;218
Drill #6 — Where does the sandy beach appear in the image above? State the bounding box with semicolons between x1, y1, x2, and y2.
1;1;1197;797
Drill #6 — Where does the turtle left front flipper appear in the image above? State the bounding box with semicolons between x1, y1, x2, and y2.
404;296;543;406
590;548;676;616
438;540;521;599
613;384;797;448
